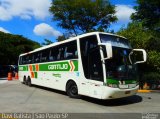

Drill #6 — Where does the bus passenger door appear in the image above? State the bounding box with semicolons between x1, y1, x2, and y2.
80;35;103;98
88;47;104;98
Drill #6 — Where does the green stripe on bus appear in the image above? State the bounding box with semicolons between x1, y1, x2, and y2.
72;60;78;71
19;60;78;72
34;72;37;78
32;65;36;71
39;62;70;71
39;61;78;71
19;66;28;71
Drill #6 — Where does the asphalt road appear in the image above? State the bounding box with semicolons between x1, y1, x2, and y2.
0;79;159;119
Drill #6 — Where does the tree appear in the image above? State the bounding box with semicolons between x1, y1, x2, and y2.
50;0;117;35
42;39;53;45
0;32;41;65
117;22;160;72
131;0;160;30
56;35;66;42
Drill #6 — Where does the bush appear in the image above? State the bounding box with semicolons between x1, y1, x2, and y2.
142;72;160;89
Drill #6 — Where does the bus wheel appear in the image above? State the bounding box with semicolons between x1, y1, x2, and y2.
66;81;80;98
27;76;32;87
23;76;27;84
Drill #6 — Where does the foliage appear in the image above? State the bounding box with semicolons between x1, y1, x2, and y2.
42;39;53;45
118;0;160;88
147;51;160;72
131;0;160;30
49;0;117;35
117;22;160;73
0;32;40;65
142;72;160;89
56;35;66;42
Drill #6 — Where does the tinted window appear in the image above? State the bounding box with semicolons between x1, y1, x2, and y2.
100;34;131;49
80;35;103;81
40;49;49;62
64;41;78;60
19;40;78;65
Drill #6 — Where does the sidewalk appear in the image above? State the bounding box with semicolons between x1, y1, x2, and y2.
0;77;7;84
0;80;8;84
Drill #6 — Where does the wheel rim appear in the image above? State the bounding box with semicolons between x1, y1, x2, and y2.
70;85;78;95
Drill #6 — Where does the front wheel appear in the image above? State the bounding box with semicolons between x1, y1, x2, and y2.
66;82;80;98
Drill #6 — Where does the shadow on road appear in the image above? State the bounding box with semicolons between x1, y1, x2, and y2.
32;84;67;96
30;84;142;106
81;95;142;106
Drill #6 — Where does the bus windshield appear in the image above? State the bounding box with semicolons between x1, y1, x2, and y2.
100;34;132;49
105;47;138;80
100;34;138;88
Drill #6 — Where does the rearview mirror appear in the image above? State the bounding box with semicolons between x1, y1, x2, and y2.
98;43;112;61
129;49;147;64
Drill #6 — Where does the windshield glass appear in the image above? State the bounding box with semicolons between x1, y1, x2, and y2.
105;47;138;80
100;34;138;88
100;34;131;49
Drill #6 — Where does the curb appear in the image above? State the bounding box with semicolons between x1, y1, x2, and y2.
138;90;160;93
138;90;151;93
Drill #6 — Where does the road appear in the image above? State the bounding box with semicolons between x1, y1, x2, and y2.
0;79;159;119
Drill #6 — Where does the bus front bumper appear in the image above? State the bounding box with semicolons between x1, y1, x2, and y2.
101;85;139;99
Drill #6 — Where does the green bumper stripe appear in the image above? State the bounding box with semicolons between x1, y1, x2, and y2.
107;78;137;84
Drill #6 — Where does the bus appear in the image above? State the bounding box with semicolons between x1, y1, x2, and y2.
18;32;147;99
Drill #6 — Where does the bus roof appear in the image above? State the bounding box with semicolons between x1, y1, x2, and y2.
19;32;127;56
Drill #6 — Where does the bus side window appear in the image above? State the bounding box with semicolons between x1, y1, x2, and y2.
34;52;40;63
64;47;74;59
49;49;54;61
57;47;64;60
22;56;26;64
28;54;33;64
26;55;30;64
64;40;78;60
40;49;49;62
49;47;58;61
19;57;23;65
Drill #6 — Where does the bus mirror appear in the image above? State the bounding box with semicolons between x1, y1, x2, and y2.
129;49;147;64
98;43;112;61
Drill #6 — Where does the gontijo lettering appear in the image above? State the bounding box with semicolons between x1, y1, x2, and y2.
48;64;68;70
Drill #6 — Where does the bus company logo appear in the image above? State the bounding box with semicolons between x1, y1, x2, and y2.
48;64;68;70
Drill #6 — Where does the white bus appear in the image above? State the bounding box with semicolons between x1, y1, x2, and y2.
18;32;147;99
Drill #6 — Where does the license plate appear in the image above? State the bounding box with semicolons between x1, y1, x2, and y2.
119;84;128;89
129;84;136;88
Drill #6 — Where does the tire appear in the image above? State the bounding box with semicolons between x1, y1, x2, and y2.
27;76;32;87
66;81;80;98
23;76;27;85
